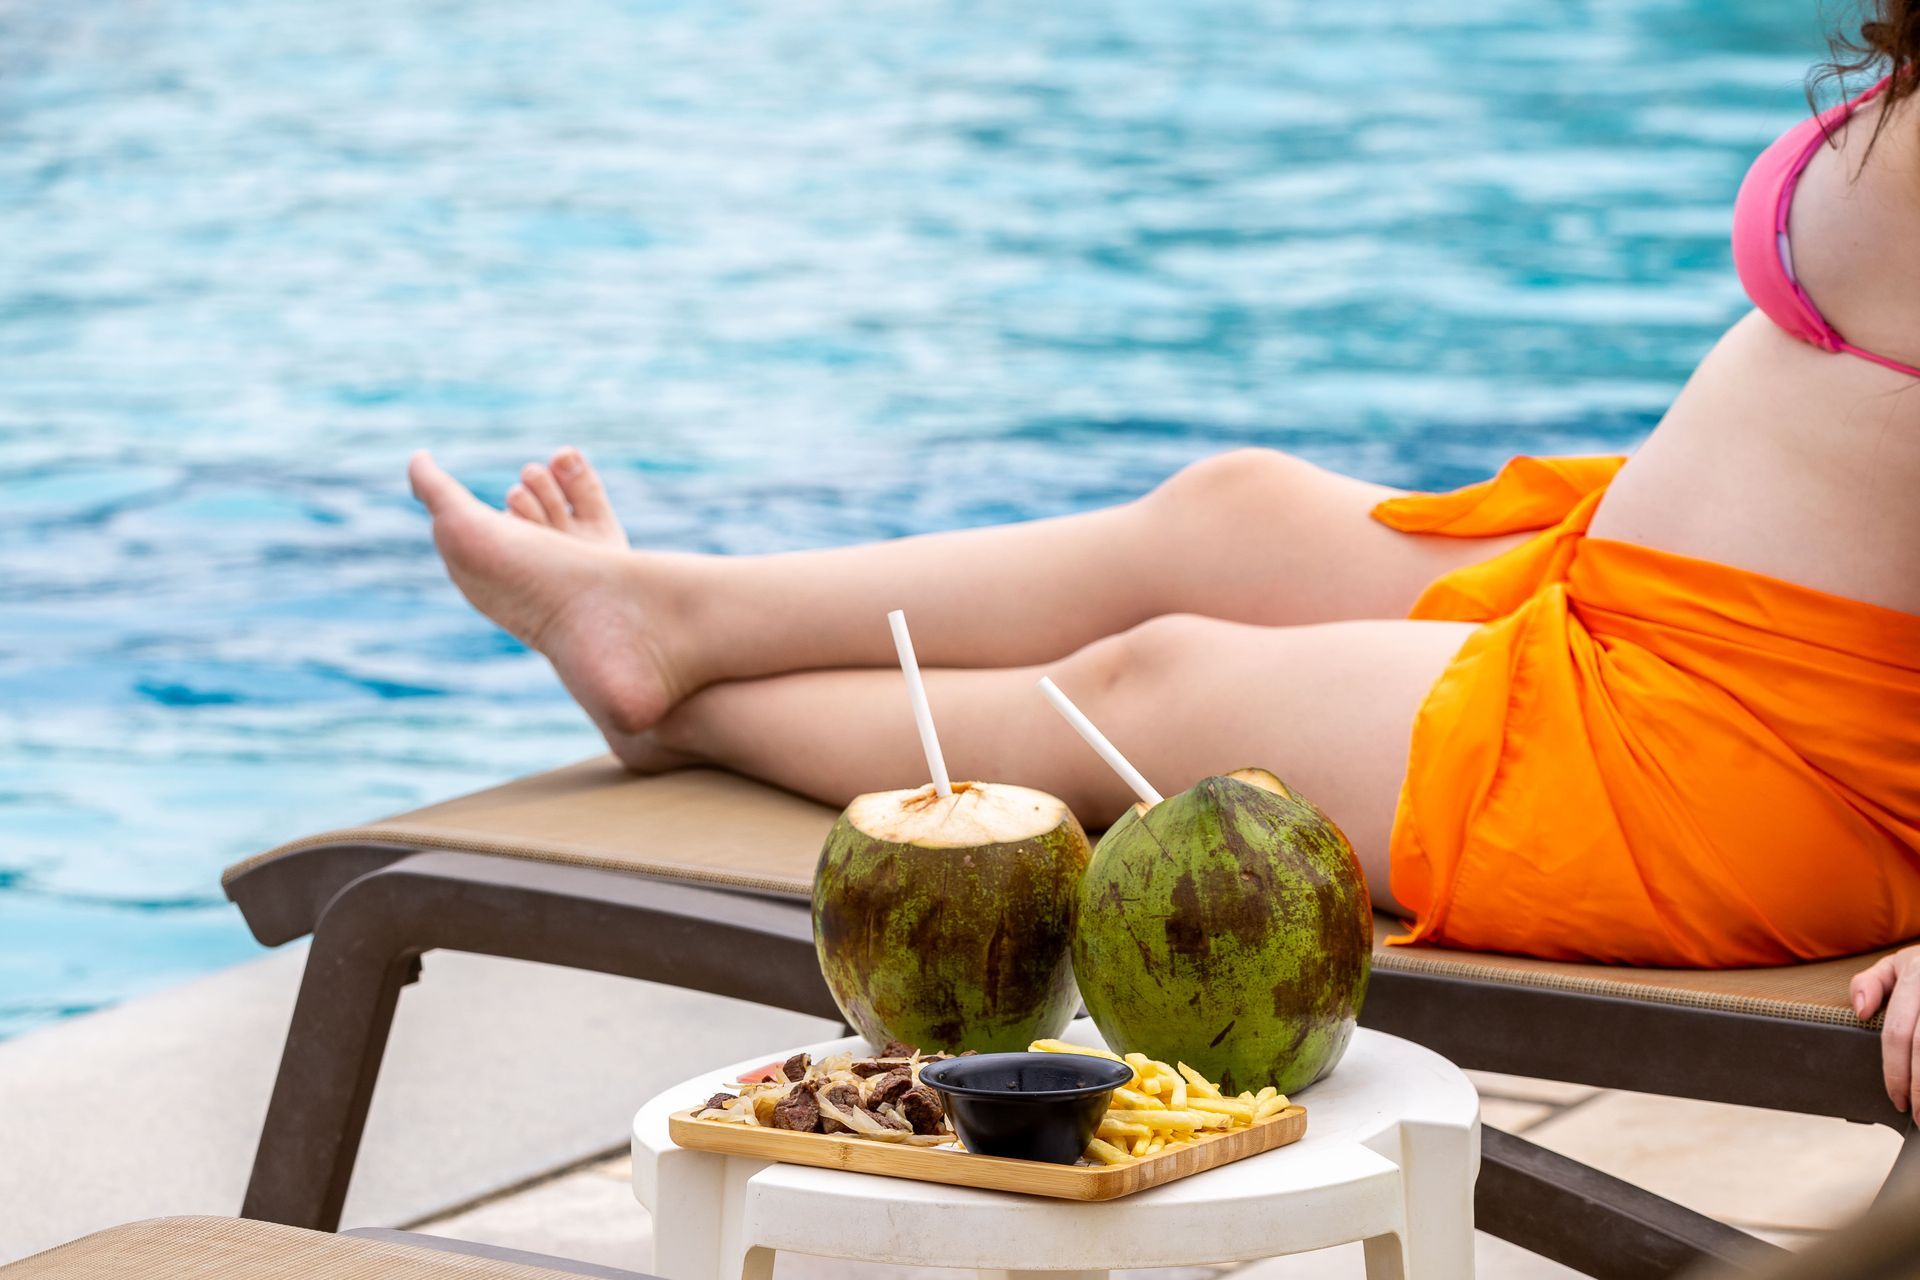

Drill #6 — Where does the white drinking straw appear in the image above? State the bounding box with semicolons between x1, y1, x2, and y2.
888;609;952;798
1035;676;1164;807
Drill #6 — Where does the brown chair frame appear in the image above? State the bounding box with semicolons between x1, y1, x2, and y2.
226;838;1913;1280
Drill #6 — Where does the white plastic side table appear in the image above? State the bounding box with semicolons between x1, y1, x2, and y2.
633;1020;1479;1280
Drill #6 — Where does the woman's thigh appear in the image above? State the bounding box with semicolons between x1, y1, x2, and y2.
1148;449;1530;625
1051;611;1480;915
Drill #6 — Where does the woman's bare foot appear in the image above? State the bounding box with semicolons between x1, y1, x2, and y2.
598;724;702;775
503;447;629;548
408;449;686;753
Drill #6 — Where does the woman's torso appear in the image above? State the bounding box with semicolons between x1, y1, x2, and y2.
1586;85;1920;616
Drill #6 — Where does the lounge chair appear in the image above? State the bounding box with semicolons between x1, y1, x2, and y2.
223;759;1912;1279
0;1216;656;1279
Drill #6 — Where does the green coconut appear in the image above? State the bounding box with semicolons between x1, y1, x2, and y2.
812;781;1091;1053
1073;768;1371;1094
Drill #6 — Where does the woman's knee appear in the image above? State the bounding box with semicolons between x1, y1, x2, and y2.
1058;613;1224;702
1146;448;1320;520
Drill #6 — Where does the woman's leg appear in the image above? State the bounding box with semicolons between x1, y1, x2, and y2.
660;449;1510;672
409;448;1516;750
648;613;1478;913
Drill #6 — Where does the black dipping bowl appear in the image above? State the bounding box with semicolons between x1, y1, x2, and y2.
918;1052;1134;1165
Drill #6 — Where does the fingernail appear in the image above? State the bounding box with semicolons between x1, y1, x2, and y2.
554;450;580;477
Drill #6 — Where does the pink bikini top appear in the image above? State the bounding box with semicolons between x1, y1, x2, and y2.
1731;75;1920;379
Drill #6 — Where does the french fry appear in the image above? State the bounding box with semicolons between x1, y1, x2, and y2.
1106;1108;1234;1131
1103;1108;1197;1130
1105;1113;1190;1128
1176;1062;1220;1098
1170;1075;1188;1109
1255;1094;1292;1121
1190;1096;1254;1121
1130;1133;1151;1157
1121;1052;1160;1092
1098;1119;1150;1142
1114;1086;1163;1111
1031;1039;1148;1091
1031;1039;1123;1063
1085;1137;1130;1165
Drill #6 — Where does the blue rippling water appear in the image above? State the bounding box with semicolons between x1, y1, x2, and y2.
0;0;1835;1037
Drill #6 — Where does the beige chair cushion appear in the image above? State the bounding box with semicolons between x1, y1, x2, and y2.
225;757;1892;1030
223;760;835;899
0;1217;590;1279
1373;919;1886;1030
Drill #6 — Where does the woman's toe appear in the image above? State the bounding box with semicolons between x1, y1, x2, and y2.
505;483;547;524
408;450;480;516
551;447;627;544
521;463;572;528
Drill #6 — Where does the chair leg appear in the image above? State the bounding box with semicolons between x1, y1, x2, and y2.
1875;1117;1920;1205
240;851;835;1232
1475;1127;1783;1279
240;920;422;1229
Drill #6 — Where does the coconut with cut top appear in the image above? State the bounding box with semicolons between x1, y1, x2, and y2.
811;780;1090;1053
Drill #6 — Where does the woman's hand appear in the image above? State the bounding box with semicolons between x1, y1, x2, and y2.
1854;946;1920;1113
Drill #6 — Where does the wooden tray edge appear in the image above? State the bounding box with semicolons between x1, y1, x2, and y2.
666;1103;1307;1201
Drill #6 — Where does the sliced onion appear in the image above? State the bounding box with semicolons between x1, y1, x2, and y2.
815;1092;880;1134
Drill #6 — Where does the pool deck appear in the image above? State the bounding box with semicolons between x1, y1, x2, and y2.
0;945;835;1262
0;952;1898;1277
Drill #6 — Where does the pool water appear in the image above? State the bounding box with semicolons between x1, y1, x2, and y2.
0;0;1835;1037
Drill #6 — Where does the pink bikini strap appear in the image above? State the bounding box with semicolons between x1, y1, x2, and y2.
1836;340;1920;380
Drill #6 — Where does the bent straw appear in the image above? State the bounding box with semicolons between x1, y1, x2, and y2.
888;609;952;798
1035;676;1164;807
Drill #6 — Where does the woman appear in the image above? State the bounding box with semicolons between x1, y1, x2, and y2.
406;8;1920;1107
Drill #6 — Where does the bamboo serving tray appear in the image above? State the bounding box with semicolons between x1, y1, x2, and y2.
667;1103;1306;1201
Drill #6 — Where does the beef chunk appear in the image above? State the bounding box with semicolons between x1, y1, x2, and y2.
879;1039;920;1059
781;1052;812;1082
866;1069;914;1107
701;1091;738;1111
771;1082;821;1132
818;1081;864;1134
849;1057;910;1078
899;1086;945;1135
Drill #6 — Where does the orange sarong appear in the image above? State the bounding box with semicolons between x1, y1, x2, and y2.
1372;456;1920;967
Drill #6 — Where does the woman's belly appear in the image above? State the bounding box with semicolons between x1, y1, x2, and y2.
1587;309;1920;616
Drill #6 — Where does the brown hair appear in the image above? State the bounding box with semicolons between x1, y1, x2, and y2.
1811;1;1920;150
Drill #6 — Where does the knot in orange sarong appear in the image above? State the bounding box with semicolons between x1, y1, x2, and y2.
1373;456;1920;967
